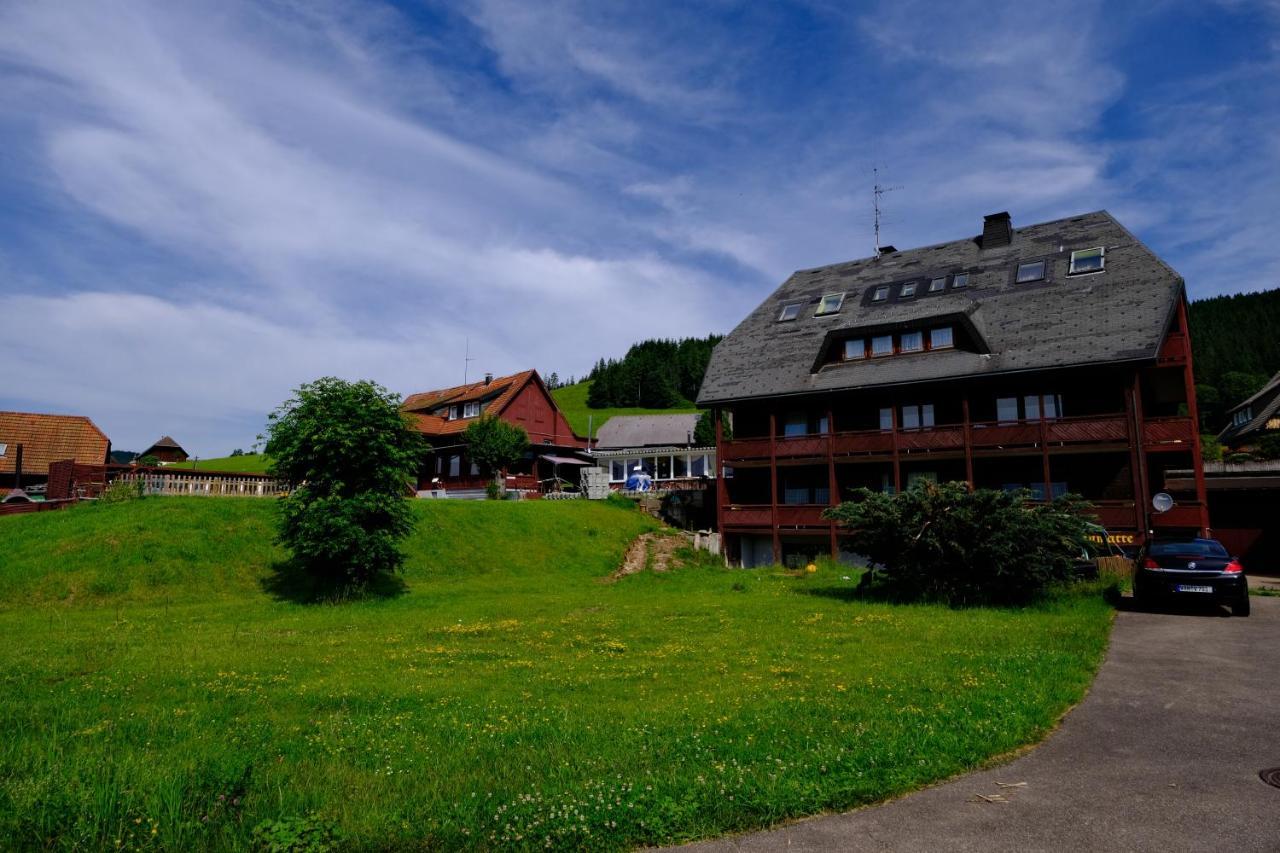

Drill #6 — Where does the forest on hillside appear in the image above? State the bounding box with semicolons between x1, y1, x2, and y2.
1188;286;1280;430
585;336;723;409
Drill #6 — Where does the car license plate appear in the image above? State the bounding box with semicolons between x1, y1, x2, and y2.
1175;584;1213;594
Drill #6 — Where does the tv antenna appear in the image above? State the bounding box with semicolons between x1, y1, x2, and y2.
873;166;902;255
463;337;476;384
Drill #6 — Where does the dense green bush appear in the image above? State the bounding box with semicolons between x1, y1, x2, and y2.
251;815;342;852
1257;433;1280;460
265;377;425;585
824;482;1093;605
1200;434;1223;462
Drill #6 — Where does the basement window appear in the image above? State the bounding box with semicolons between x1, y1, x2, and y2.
871;286;890;302
816;292;845;315
1015;260;1046;283
928;277;947;293
778;302;802;322
1069;247;1105;274
952;273;969;288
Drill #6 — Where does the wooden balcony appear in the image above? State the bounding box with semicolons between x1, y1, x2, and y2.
1151;503;1206;529
773;434;830;459
1090;500;1138;531
1143;416;1195;450
775;505;832;527
721;504;772;527
1157;332;1189;365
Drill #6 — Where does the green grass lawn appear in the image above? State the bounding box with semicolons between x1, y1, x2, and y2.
552;380;701;437
0;499;1113;850
167;453;275;473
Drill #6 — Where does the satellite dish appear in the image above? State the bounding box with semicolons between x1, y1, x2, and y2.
1152;492;1174;513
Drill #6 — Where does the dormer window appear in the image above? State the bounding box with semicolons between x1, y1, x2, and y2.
816;292;845;315
871;286;889;302
930;326;954;349
843;339;865;360
448;405;459;420
463;401;481;418
928;277;946;293
778;302;803;322
900;331;924;352
952;273;969;288
900;282;917;299
1069;247;1105;274
871;335;894;357
1015;260;1046;283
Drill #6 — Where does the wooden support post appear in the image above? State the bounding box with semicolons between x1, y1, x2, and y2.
890;405;902;494
1124;379;1148;537
1176;298;1211;535
962;396;974;489
769;411;780;564
1039;393;1052;502
826;404;838;560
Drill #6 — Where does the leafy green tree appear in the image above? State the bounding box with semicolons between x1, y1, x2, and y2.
1200;434;1223;463
1194;384;1222;432
463;415;528;495
1219;371;1269;408
138;454;159;466
824;482;1092;605
1257;433;1280;460
265;377;425;585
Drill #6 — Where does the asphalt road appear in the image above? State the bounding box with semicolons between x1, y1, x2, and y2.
681;595;1280;853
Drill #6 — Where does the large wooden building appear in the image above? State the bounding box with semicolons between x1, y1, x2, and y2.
0;411;112;488
698;211;1208;567
401;370;586;493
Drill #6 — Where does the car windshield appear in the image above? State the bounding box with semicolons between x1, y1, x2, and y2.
1149;540;1228;557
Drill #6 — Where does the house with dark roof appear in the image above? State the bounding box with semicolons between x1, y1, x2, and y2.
591;414;716;489
1218;370;1280;450
698;210;1209;567
401;370;586;494
0;411;111;488
139;435;189;464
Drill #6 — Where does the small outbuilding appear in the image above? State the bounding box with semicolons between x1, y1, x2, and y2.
139;436;189;464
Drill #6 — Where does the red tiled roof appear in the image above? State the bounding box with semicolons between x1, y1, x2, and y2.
0;411;111;475
402;370;536;437
140;435;186;455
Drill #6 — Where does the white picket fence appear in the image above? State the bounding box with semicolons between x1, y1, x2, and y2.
116;471;284;498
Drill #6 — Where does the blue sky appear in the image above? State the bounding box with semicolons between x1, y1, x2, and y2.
1;0;1278;456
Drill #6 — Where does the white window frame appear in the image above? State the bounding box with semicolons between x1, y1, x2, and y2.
815;292;845;316
0;443;6;457
463;401;481;418
1068;246;1105;275
778;302;802;322
448;405;459;420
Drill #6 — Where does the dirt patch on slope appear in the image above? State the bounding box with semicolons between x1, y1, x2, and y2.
608;532;691;582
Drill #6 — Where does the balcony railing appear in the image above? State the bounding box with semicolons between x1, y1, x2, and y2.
722;414;1134;461
1150;502;1206;529
721;504;833;528
775;505;832;527
721;504;773;527
1143;416;1195;448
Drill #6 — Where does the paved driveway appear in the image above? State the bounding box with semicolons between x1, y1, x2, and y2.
683;596;1280;853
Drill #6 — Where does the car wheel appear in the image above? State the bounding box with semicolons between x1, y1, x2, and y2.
1231;592;1250;618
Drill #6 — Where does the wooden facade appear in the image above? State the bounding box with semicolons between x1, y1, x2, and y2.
714;298;1210;566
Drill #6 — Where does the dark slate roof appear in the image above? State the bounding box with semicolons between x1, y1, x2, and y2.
698;210;1183;405
594;414;702;449
1218;370;1280;443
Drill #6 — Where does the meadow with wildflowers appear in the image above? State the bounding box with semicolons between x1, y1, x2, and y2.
0;498;1113;850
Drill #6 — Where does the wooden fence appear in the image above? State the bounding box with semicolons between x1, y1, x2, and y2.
47;461;284;500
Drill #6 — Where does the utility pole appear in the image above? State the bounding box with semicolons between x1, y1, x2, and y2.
872;166;902;256
463;337;476;385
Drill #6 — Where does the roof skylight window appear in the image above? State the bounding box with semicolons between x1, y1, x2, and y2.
900;282;917;298
777;302;802;322
1015;260;1046;283
1069;247;1105;275
871;286;889;302
0;443;6;457
951;273;969;288
928;277;946;293
816;292;845;315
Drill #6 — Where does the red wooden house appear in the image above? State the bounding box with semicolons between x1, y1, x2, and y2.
0;411;112;489
401;370;587;493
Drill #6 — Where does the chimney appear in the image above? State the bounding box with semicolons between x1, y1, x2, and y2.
483;372;493;386
981;212;1012;249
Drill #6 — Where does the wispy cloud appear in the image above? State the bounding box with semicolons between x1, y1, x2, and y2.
0;0;1276;453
